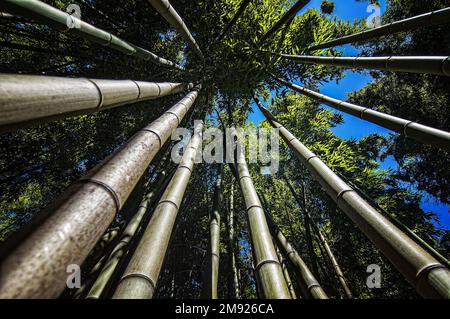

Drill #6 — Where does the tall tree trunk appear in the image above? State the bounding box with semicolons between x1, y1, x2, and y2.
113;121;203;299
202;164;223;299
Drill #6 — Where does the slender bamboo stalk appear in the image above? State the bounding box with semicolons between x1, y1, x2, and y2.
255;96;450;299
147;0;204;59
276;246;297;299
0;74;193;131
0;0;184;69
85;169;174;299
112;121;203;299
259;192;328;299
312;220;354;299
271;75;450;151
258;0;310;46
217;0;252;41
233;145;291;299
202;165;223;299
283;173;353;298
0;88;201;299
306;7;450;51
228;182;241;298
300;181;321;281
272;53;450;77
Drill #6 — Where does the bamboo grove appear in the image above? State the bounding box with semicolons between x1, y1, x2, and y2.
0;0;449;299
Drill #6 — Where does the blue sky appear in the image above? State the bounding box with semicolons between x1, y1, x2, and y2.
248;0;450;230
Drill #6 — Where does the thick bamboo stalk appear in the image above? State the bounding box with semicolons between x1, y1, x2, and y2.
112;121;203;299
217;0;252;41
234;146;291;299
274;53;450;77
255;97;450;299
202;165;223;299
147;0;204;59
0;88;201;299
259;192;327;299
258;0;310;45
306;7;450;51
85;169;174;299
0;74;193;132
0;0;184;69
272;75;450;151
338;172;450;271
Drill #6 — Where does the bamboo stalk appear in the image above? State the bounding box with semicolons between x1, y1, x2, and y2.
259;192;328;299
283;174;353;298
147;0;204;59
0;0;184;69
258;0;310;46
202;165;223;299
271;75;450;151
276;246;297;299
255;97;450;299
0;74;193;131
272;53;450;77
85;169;174;299
228;182;241;298
306;7;450;51
0;88;201;299
233;145;291;299
112;121;203;299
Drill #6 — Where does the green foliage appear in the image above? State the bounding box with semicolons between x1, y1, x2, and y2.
320;0;335;14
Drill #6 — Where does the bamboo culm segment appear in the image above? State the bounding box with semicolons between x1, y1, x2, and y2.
306;7;450;51
255;97;450;299
258;0;310;45
147;0;204;59
202;165;223;299
234;146;291;299
0;0;184;70
113;121;203;299
275;53;450;77
0;74;193;131
0;88;200;299
86;169;174;299
260;193;327;299
272;75;450;151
